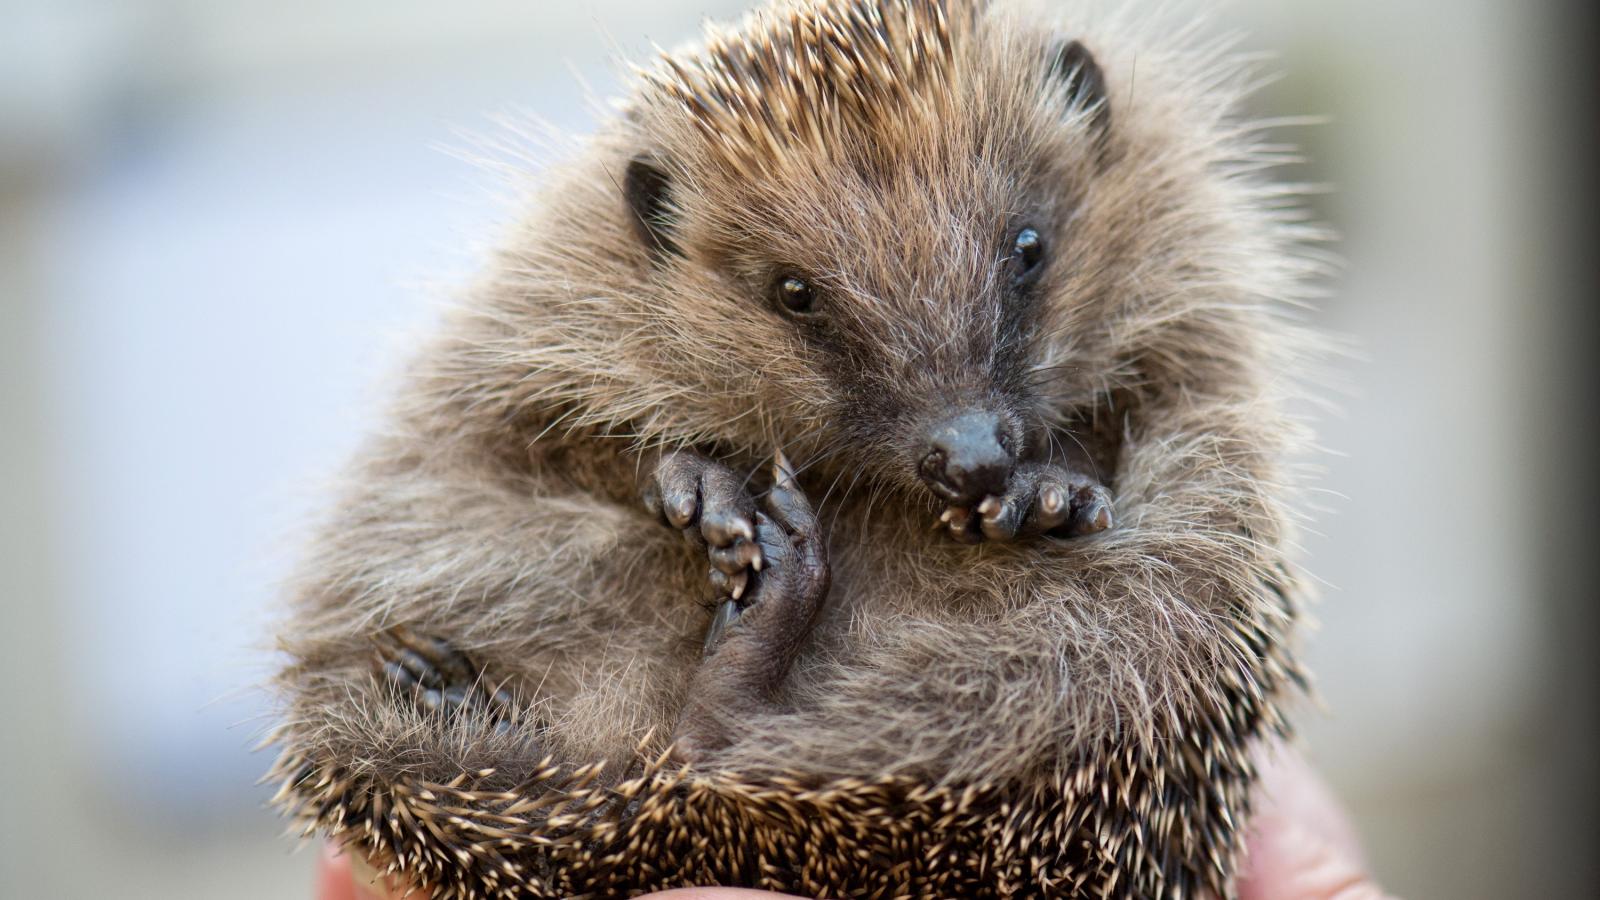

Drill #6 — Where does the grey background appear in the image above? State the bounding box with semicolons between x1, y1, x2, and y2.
1;1;1591;897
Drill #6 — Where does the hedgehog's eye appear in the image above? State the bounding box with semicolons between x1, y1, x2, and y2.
1011;227;1045;282
773;274;817;315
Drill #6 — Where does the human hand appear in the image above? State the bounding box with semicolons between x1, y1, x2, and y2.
316;746;1395;900
1238;745;1398;900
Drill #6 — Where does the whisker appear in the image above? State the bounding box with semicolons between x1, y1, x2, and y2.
816;461;853;516
787;437;850;483
1059;423;1101;481
750;434;850;498
828;462;870;535
1034;408;1066;468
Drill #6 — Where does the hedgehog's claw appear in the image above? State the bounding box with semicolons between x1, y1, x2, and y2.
707;567;749;601
708;542;750;575
1065;482;1115;537
383;659;419;690
391;626;475;685
940;505;982;543
643;449;765;601
394;648;445;689
377;628;517;730
943;462;1114;545
701;598;741;658
977;491;1026;541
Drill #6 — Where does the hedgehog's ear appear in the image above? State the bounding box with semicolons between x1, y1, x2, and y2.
624;155;683;262
1049;40;1111;138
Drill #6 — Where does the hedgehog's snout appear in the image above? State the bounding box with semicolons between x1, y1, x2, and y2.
916;409;1017;506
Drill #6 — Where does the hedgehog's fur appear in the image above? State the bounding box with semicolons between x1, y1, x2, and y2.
268;0;1328;896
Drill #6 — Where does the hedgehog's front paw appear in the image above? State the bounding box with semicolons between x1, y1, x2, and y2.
376;626;516;734
939;461;1113;544
642;450;765;602
672;452;830;761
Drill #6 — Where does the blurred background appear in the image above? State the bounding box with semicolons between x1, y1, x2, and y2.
1;0;1593;897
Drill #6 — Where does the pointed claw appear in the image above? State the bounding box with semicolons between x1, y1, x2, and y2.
396;649;443;689
772;448;796;487
383;660;418;690
708;543;747;575
944;507;982;544
377;630;518;736
701;599;741;658
729;569;749;601
763;454;818;536
979;495;1025;542
977;496;1001;518
700;507;754;548
736;539;763;570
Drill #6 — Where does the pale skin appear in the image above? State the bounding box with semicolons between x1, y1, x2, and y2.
316;744;1398;900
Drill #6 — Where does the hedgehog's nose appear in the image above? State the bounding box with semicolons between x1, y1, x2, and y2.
917;410;1017;506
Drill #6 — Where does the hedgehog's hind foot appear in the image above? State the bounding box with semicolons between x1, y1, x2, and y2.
377;626;516;733
673;451;830;762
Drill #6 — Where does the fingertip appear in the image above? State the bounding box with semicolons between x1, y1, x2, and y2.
1239;821;1393;900
1240;745;1394;900
640;883;812;890
1253;745;1367;863
322;844;424;900
316;842;358;900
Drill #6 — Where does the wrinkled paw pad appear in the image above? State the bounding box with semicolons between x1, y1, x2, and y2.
643;452;766;603
376;627;515;734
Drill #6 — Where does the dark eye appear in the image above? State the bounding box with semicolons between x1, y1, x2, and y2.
774;274;817;314
1012;227;1045;275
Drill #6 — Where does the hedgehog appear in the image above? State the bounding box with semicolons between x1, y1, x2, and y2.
266;0;1327;897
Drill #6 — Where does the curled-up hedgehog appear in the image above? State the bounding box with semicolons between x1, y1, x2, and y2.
268;0;1329;896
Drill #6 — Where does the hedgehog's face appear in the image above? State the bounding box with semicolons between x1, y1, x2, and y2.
619;12;1161;505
